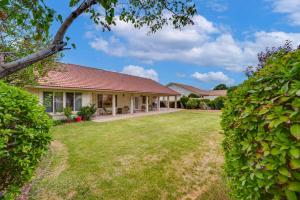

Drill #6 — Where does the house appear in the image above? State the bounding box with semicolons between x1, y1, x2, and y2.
27;63;179;119
166;82;227;101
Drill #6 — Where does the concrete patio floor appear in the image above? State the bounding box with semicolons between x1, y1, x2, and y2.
92;108;181;123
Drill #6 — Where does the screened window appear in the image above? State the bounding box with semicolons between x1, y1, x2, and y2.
97;94;113;108
54;92;63;113
66;92;74;110
66;92;82;111
43;92;53;112
75;93;82;111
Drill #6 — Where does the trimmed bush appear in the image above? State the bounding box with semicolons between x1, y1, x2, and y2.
199;101;208;110
64;106;72;120
78;104;97;121
213;96;226;110
222;50;300;199
186;98;199;109
0;81;52;198
180;96;189;108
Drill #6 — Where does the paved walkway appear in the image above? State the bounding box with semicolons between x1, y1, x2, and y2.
93;108;181;123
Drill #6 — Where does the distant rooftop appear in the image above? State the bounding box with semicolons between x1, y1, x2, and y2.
167;82;227;96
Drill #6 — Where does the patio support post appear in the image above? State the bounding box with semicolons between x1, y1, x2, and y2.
130;96;134;114
146;96;149;112
157;96;161;111
112;94;116;116
167;96;170;109
175;95;177;109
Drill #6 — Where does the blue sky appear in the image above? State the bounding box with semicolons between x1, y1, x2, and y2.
48;0;300;89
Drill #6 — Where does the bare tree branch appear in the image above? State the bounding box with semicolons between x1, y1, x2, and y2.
0;0;97;78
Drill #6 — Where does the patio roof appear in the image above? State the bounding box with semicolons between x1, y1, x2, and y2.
38;63;179;95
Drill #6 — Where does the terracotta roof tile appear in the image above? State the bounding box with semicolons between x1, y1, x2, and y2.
38;63;179;95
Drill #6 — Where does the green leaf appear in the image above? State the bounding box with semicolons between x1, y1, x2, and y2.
66;36;70;41
279;167;290;177
271;148;280;155
290;148;300;159
290;124;300;139
290;159;300;169
278;174;288;184
285;190;297;200
288;182;300;192
71;43;76;49
57;14;63;23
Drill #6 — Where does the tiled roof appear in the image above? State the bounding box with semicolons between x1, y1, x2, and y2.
37;63;179;95
167;82;227;97
167;82;210;96
207;90;227;96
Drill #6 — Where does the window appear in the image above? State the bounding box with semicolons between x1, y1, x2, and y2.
66;92;82;111
134;97;139;109
97;94;113;108
43;92;53;112
54;92;63;113
75;93;82;111
66;93;74;110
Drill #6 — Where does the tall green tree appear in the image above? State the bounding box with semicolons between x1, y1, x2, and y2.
0;0;197;78
213;83;228;90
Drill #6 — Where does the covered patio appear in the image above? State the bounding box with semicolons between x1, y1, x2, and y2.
91;91;179;117
93;108;180;122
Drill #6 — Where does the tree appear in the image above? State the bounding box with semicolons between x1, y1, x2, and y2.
188;93;200;98
245;40;300;77
0;0;197;78
213;83;228;90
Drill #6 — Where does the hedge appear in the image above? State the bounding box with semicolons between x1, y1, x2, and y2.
222;50;300;199
0;81;52;199
186;98;199;109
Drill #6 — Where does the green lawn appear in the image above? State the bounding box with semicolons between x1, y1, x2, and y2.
28;110;229;200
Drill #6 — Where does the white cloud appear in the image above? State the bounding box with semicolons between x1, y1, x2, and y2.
121;65;159;81
176;72;187;78
88;15;300;72
192;71;234;85
270;0;300;26
206;0;228;12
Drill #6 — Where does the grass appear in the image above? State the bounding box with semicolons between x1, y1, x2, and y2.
28;110;229;200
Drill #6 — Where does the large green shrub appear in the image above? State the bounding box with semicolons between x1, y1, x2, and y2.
186;98;199;109
0;81;52;199
180;96;189;108
222;50;300;199
213;96;226;110
78;104;97;120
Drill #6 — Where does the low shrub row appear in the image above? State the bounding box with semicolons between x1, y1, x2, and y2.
180;96;226;110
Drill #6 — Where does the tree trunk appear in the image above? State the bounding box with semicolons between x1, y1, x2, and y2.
0;0;97;78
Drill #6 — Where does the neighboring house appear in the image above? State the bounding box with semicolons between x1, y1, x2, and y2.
27;63;179;119
166;82;227;101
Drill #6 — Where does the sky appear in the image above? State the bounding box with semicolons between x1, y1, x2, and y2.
48;0;300;89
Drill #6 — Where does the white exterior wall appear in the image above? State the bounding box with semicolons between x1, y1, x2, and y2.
27;88;167;119
27;88;92;120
